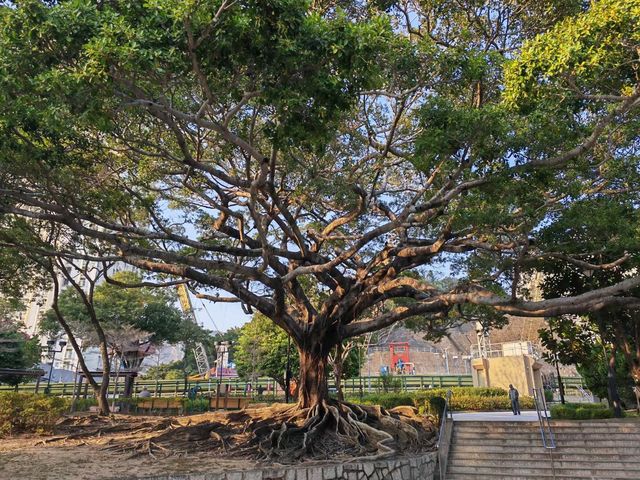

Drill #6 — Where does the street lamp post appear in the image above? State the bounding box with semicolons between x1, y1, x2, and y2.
548;320;566;404
554;349;566;404
45;339;67;393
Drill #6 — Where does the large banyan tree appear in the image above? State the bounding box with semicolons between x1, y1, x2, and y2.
1;0;640;457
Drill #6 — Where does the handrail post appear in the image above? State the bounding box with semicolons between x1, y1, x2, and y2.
437;389;453;480
532;387;556;450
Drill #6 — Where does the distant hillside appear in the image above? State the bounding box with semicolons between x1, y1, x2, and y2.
361;316;578;377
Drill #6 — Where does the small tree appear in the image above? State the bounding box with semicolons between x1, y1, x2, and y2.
40;270;189;400
235;314;299;393
0;322;40;388
328;340;363;401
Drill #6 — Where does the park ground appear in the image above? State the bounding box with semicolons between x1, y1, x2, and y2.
0;412;258;480
0;403;436;480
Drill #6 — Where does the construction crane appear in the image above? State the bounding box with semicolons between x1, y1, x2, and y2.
176;284;211;380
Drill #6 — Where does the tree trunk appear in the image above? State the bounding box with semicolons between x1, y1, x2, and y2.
333;342;345;402
298;346;329;409
96;342;111;416
51;279;110;415
607;344;623;418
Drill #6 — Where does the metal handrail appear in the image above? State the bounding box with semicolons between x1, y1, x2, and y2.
577;385;594;402
532;388;556;449
437;389;453;479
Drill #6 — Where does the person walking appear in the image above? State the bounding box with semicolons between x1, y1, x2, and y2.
509;384;521;415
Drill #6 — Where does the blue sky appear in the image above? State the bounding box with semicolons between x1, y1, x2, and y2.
191;294;250;333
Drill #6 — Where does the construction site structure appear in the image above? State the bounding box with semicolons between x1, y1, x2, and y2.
176;284;211;380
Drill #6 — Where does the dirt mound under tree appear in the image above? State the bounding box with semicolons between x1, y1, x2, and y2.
19;402;436;469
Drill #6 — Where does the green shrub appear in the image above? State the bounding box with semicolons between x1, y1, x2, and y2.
544;389;554;402
448;395;534;411
183;397;209;413
349;387;533;412
354;392;414;409
413;387;507;403
374;373;403;393
0;393;69;436
427;396;446;422
73;397;98;411
550;402;616;419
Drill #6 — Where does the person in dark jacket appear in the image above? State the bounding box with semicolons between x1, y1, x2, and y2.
509;384;521;415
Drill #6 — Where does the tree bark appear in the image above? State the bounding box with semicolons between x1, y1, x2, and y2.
49;270;110;415
96;343;111;416
333;342;345;402
298;346;329;409
607;344;623;418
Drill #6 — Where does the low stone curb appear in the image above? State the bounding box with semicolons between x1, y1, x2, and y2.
126;452;437;480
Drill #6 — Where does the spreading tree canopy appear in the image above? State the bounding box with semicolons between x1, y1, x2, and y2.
0;0;639;428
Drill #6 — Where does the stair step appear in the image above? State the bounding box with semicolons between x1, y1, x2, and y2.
456;420;640;427
447;465;640;478
454;426;640;433
453;432;640;440
445;420;640;478
449;451;640;462
447;458;640;470
451;438;636;447
446;474;634;480
449;444;640;455
454;428;640;436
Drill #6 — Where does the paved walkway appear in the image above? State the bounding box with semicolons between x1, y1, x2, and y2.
452;410;544;421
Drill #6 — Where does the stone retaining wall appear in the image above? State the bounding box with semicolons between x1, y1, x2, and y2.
136;452;437;480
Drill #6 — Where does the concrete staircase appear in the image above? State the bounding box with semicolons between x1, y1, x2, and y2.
446;420;640;479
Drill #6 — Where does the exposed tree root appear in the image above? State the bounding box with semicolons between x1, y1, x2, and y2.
37;416;175;445
38;403;436;463
253;400;435;462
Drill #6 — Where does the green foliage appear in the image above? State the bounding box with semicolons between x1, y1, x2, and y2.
235;314;298;389
141;361;186;381
41;271;185;347
374;373;403;393
352;387;534;412
576;350;636;408
337;343;364;381
182;397;209;414
427;396;446;422
417;387;508;398
413;387;534;411
544;389;554;403
73;397;97;412
0;393;69;436
551;402;616;420
0;326;41;387
354;392;414;409
1;0;639;410
505;0;640;107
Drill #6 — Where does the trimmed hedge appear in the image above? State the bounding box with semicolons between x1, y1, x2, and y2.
350;392;414;409
0;393;69;436
349;387;535;412
551;402;616;420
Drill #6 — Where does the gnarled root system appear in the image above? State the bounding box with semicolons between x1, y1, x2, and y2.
57;402;436;462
